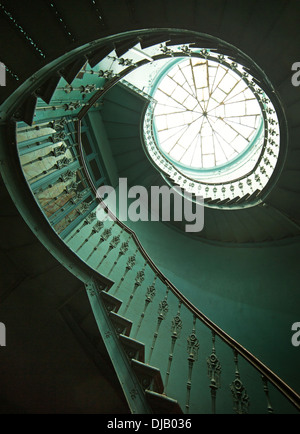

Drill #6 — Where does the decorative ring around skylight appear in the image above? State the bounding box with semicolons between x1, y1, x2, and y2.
142;46;281;208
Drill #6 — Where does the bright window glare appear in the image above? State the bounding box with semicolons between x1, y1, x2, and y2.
153;58;263;169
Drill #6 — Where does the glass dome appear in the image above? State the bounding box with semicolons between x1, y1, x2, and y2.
152;57;263;172
139;45;281;208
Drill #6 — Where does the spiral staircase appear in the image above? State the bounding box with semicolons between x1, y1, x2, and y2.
0;0;300;414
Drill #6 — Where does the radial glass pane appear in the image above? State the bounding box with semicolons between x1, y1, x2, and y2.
153;58;263;170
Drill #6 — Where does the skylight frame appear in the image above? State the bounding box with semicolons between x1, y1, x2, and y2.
152;57;264;172
140;46;281;208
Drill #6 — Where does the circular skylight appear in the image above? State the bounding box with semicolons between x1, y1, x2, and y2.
152;58;263;170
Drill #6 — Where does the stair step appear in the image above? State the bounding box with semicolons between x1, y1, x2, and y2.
247;188;261;203
35;73;61;104
236;193;251;203
114;37;139;58
191;38;221;49
205;197;221;205
119;334;145;362
87;44;114;68
100;291;122;313
145;390;183;414
215;198;233;206
140;33;170;49
131;359;164;394
14;94;37;126
60;56;87;85
109;311;132;336
166;33;198;46
226;196;241;205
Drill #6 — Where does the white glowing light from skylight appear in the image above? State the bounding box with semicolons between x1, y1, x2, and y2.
153;58;263;169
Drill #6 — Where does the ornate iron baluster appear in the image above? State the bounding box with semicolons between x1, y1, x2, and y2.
123;262;147;315
207;332;221;414
82;69;108;78
35;101;83;111
49;118;75;131
76;220;105;253
44;179;82;208
59;84;102;97
107;236;131;276
112;249;138;295
262;375;274;414
65;211;96;242
97;229;123;268
62;201;95;231
28;156;73;183
134;275;157;338
55;189;85;213
108;56;136;67
186;316;199;414
86;224;113;261
97;69;120;80
70;200;95;224
159;43;174;56
164;301;183;395
19;131;73;153
147;286;169;364
230;350;250;414
22;145;68;167
34;168;79;195
18;117;75;133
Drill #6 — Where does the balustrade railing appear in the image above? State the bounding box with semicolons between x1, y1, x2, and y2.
76;119;299;414
12;30;299;414
16;112;99;240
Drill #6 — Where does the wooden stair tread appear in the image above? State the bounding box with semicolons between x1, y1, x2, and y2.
145;390;183;414
119;334;145;362
131;359;164;394
100;291;122;313
109;311;132;336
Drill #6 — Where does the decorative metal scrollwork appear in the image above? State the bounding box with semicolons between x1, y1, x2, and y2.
207;332;222;414
146;283;156;304
97;232;122;268
158;299;169;320
134;276;157;339
164;302;183;394
126;254;136;270
147;287;169;364
187;332;199;361
112;250;138;295
230;351;250;414
123;264;147;315
171;314;183;339
186;316;199;413
207;353;221;388
134;269;145;288
107;237;131;276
